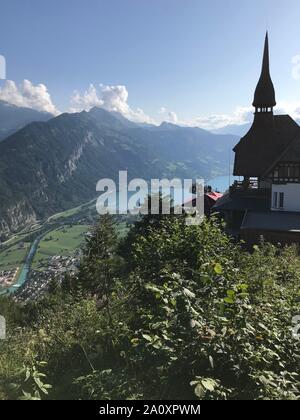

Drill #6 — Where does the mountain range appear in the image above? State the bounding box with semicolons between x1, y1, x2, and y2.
0;100;53;141
211;123;252;137
0;105;239;236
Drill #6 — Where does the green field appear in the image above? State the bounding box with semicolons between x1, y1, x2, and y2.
0;242;31;271
47;199;96;222
32;225;91;269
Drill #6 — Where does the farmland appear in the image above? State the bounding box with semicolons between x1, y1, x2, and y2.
32;225;91;270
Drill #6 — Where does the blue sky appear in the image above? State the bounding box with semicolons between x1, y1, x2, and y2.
1;0;300;128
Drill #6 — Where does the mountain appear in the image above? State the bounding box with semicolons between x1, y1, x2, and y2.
211;123;251;137
125;122;238;179
212;118;300;137
0;100;53;141
0;108;238;235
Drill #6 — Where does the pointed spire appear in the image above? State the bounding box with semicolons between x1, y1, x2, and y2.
252;32;276;109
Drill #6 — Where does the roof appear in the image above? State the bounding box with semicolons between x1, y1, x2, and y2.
241;210;300;232
184;192;223;208
233;114;300;177
206;192;223;202
253;32;276;108
213;192;269;212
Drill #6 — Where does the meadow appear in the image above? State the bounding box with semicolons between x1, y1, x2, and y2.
32;225;91;269
0;242;31;272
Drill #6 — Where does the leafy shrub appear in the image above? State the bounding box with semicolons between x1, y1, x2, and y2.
0;214;299;400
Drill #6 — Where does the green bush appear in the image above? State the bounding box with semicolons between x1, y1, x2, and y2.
0;215;299;400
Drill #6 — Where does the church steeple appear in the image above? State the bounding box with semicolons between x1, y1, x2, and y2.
252;32;276;112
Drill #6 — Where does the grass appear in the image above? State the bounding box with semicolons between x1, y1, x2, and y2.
32;225;91;269
0;242;31;271
47;199;96;222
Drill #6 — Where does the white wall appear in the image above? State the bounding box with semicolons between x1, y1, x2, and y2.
272;183;300;212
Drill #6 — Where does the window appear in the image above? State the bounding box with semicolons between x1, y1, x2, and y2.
273;192;278;208
279;192;285;209
273;192;285;209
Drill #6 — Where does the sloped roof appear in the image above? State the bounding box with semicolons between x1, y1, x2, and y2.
241;210;300;232
213;192;269;212
207;192;223;202
233;114;300;177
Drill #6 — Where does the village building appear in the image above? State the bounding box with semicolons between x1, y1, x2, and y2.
214;33;300;245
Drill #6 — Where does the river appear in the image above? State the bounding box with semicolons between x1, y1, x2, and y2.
0;235;43;296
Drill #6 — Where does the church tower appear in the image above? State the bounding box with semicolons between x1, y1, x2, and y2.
252;32;276;114
214;32;300;245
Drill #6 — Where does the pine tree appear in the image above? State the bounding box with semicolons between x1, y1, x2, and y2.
77;214;119;313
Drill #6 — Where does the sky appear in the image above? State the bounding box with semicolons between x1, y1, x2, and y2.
1;0;300;129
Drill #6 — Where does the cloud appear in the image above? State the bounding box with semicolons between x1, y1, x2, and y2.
158;106;253;130
2;79;299;131
189;107;253;130
167;111;178;124
69;83;155;124
275;100;300;120
157;101;300;130
0;79;59;115
159;107;179;124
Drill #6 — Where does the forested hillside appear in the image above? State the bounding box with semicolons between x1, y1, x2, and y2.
0;208;299;400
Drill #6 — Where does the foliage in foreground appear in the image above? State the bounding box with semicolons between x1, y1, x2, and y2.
0;213;300;400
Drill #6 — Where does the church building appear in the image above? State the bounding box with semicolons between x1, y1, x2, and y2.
214;33;300;245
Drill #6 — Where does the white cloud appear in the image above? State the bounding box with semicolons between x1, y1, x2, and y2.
275;100;300;120
158;101;300;131
188;107;253;130
167;111;178;123
69;83;155;124
2;78;299;131
0;79;59;115
159;107;178;124
158;106;253;130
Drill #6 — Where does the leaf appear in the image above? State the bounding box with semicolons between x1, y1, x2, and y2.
183;288;195;299
142;334;152;342
25;368;31;382
258;323;269;332
190;319;201;329
194;383;205;398
214;263;223;274
145;284;162;294
224;297;234;304
33;376;45;390
209;355;214;369
201;378;216;392
19;391;32;401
